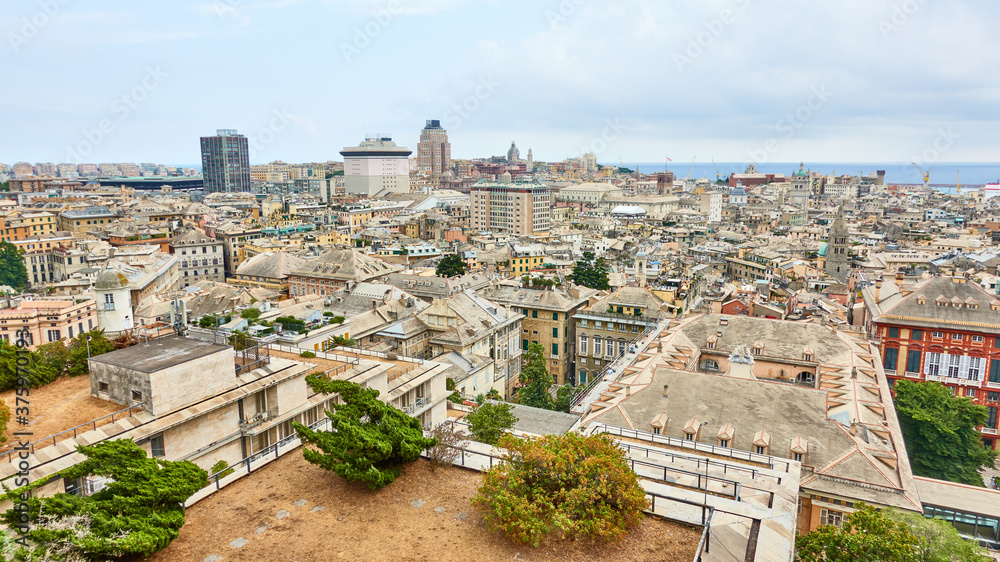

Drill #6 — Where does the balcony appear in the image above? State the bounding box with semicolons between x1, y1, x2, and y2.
904;371;921;379
239;407;279;433
402;397;431;415
982;427;998;436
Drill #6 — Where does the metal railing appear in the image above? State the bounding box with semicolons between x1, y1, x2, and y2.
594;424;792;472
627;457;741;500
1;402;147;462
615;440;770;482
402;397;431;415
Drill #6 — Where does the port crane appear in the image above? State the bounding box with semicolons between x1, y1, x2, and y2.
711;157;723;184
911;162;931;188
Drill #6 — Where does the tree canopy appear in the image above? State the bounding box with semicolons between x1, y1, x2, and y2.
436;254;467;278
0;439;208;560
795;502;987;562
472;432;648;547
465;402;518;445
568;251;610;290
66;330;116;377
293;377;435;490
518;343;554;410
0;241;28;290
892;380;998;486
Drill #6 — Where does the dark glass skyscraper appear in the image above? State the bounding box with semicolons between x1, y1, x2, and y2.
200;129;250;193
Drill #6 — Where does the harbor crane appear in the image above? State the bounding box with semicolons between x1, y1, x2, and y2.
911;162;931;188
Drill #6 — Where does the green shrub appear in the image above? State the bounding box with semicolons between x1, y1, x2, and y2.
300;351;316;358
210;460;234;479
241;308;260;320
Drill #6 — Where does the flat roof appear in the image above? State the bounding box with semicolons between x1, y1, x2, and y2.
91;335;231;373
914;476;1000;518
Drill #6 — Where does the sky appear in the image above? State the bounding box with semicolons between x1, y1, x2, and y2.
2;0;999;167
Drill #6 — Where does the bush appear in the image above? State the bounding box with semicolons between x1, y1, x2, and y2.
448;391;464;404
300;351;316;358
240;308;260;320
426;421;468;472
0;401;9;445
332;316;346;324
472;433;648;547
210;460;234;479
323;311;334;317
199;314;218;328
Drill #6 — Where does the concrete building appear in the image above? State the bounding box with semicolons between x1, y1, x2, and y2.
417;120;451;176
340;136;412;197
200;129;251;194
469;180;550;236
557;182;623;205
58;207;118;234
0;299;97;347
170;228;225;287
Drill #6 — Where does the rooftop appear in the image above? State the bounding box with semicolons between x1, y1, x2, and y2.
91;335;232;373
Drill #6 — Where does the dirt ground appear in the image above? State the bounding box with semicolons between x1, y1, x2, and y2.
0;375;122;453
148;453;702;562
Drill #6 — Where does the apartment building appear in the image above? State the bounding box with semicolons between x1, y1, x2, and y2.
288;248;402;296
0;211;57;242
0;299;97;348
58;207;119;233
469;180;550;236
572;287;669;386
479;283;597;385
861;276;1000;448
170;228;225;287
420;291;523;398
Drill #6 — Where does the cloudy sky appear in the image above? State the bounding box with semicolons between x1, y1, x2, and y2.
2;0;998;166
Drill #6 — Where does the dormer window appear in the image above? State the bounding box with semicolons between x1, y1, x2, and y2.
916;296;925;305
791;436;808;464
803;346;814;362
753;341;764;355
706;335;717;349
753;429;770;455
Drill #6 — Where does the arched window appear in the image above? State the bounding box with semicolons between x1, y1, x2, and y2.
797;371;815;385
703;359;720;372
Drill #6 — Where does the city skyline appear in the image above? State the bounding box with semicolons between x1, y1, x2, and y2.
2;1;999;165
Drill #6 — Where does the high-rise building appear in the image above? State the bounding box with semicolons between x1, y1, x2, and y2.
470;179;549;235
200;129;251;194
340;136;412;197
526;148;533;172
417;120;451;176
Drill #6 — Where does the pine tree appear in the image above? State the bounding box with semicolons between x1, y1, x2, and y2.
518;343;554;409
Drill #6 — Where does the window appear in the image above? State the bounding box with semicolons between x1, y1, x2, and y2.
969;357;984;381
149;433;165;458
911;330;922;340
932;331;943;338
882;347;898;371
552;327;558;338
579;371;586;384
579;336;587;354
652;427;660;435
989;406;999;430
47;330;60;342
719;439;729;448
552;343;558;356
581;319;588;328
952;333;963;341
793;453;803;462
131;389;143;402
98;382;109;393
522;339;528;351
967;388;977;398
820;509;843;527
926;352;942;376
552;312;558;320
906;350;921;374
887;327;899;338
685;433;694;441
991;360;1000;384
947;355;961;378
594;338;602;356
972;335;984;343
989;392;999;402
755;446;766;454
531;310;537;319
618;340;626;356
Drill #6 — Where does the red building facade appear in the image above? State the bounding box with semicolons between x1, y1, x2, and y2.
862;276;1000;449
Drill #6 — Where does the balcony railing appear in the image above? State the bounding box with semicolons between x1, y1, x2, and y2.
402;397;431;415
239;407;279;432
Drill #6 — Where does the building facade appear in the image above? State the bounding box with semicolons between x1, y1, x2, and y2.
469;180;550;236
170;228;225;287
862;276;1000;448
0;299;97;348
200;129;251;194
825;206;850;282
340;136;412;197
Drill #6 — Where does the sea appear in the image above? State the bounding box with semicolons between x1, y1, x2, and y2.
604;162;1000;193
